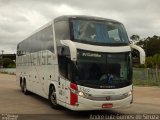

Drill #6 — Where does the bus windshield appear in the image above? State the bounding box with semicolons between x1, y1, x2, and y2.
74;50;132;89
71;19;129;45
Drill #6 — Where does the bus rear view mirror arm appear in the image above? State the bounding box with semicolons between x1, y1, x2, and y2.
130;44;146;64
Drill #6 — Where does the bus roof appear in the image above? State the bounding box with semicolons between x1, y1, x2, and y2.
54;15;121;24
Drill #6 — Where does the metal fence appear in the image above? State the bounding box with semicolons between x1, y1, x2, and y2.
133;68;160;86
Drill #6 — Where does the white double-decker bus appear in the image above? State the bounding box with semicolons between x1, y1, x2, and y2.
16;15;145;110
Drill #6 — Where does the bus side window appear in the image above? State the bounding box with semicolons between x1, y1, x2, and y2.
67;62;72;80
58;56;68;78
54;21;70;42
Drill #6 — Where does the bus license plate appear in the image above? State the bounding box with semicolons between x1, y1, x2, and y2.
102;103;113;108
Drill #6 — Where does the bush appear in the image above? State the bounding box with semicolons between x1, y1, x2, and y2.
145;54;160;68
0;58;16;68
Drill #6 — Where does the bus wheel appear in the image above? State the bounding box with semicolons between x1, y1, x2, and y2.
49;86;60;109
23;80;29;95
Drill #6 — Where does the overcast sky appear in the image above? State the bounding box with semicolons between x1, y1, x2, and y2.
0;0;160;54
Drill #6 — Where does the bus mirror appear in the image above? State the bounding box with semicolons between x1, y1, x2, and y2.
129;40;134;44
59;47;70;56
130;44;145;65
60;40;77;61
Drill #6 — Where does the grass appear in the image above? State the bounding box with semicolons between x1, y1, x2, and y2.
0;71;16;75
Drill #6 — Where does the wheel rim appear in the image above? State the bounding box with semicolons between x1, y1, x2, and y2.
50;90;57;105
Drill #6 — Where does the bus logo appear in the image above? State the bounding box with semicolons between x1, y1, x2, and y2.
106;96;111;100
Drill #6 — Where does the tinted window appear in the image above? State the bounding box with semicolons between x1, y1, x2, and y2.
74;50;132;88
37;25;54;52
58;56;68;78
54;21;70;46
17;25;54;56
71;19;129;45
58;55;75;81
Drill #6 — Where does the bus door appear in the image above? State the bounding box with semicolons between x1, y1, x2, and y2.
57;54;72;106
57;76;66;106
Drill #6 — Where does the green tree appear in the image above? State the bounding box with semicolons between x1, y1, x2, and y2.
145;54;160;68
146;57;154;68
1;58;16;68
136;35;160;57
153;54;160;68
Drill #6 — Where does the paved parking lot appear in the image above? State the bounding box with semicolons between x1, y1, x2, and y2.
0;73;160;120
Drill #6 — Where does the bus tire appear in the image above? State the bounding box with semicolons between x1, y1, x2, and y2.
20;79;24;92
23;80;30;95
49;86;60;109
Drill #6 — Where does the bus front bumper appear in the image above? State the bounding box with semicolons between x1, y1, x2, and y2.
67;95;132;111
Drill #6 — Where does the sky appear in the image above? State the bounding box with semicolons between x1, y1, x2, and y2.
0;0;160;54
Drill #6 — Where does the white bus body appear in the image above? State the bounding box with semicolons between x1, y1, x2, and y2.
16;15;145;110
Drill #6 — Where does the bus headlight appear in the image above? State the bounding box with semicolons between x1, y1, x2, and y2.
124;91;132;97
78;91;90;98
78;91;84;97
128;91;132;96
70;88;89;98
